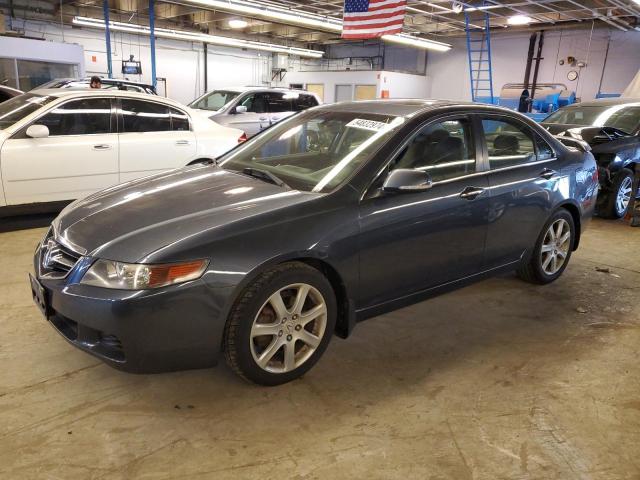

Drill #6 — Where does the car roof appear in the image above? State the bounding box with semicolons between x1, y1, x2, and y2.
51;77;154;88
29;88;185;108
560;98;640;108
208;86;318;95
313;99;506;117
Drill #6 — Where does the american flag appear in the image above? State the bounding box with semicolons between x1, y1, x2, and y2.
342;0;407;39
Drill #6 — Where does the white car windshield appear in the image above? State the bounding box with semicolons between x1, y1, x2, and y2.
189;90;240;111
219;110;405;193
0;93;56;130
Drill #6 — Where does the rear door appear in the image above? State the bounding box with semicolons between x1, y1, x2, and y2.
0;96;118;205
118;98;196;182
479;114;561;268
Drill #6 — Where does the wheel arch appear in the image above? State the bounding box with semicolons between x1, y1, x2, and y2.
556;201;581;250
221;253;356;349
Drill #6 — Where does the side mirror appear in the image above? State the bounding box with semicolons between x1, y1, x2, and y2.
26;124;50;139
234;105;248;114
382;169;433;193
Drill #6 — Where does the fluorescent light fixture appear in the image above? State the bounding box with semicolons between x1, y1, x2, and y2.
228;19;248;29
382;33;451;52
507;15;533;25
72;16;324;58
181;0;452;52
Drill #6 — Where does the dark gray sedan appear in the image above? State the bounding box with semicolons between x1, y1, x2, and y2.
30;100;599;385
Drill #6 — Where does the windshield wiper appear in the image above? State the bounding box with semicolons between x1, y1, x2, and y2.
242;167;290;189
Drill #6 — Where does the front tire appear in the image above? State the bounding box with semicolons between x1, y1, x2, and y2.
224;262;336;386
600;168;634;219
517;209;575;285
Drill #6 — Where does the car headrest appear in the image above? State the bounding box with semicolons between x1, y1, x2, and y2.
494;134;519;152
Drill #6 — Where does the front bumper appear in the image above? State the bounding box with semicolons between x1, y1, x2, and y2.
31;251;231;373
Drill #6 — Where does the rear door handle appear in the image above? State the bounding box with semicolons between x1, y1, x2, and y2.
539;168;557;179
271;117;280;122
92;144;112;150
259;117;268;122
175;140;190;146
460;186;485;200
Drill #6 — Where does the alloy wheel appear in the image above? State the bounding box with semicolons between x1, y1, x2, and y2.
616;176;633;217
250;283;327;374
540;218;571;276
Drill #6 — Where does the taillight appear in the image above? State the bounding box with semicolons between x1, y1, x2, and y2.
238;132;247;143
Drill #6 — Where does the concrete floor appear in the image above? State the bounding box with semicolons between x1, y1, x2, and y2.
1;218;639;479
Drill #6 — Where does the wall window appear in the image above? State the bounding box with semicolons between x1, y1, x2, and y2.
16;59;76;91
37;98;111;136
121;99;171;133
392;118;476;182
0;58;18;89
482;118;536;169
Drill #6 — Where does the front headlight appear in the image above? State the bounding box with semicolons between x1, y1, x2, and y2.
80;259;209;290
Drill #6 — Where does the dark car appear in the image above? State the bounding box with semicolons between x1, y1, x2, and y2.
37;77;157;95
0;85;23;103
30;100;598;385
542;98;640;218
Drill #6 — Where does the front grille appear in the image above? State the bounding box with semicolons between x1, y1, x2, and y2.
39;230;82;279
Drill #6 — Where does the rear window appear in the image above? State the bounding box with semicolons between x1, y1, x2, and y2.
293;94;318;111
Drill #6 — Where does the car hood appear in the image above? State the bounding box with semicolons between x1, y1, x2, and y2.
53;166;318;262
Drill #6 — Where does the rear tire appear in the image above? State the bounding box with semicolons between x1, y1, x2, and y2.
599;168;634;219
224;262;336;386
517;209;575;285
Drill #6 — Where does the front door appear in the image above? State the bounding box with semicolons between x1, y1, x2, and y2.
226;93;270;137
0;97;118;205
357;116;490;310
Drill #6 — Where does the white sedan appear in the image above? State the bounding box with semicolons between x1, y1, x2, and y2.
0;89;245;214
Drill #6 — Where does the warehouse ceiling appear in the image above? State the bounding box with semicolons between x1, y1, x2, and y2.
3;0;640;48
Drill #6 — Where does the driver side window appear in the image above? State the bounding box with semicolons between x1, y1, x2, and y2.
239;93;268;114
391;118;476;183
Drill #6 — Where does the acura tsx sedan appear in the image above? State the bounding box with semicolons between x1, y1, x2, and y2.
30;99;599;385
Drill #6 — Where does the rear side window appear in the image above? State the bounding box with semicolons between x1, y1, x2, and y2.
293;94;318;111
536;135;555;161
38;98;111;136
121;99;171;132
265;92;292;113
481;118;536;169
170;107;190;131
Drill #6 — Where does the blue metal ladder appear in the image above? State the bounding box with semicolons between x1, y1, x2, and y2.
465;6;495;104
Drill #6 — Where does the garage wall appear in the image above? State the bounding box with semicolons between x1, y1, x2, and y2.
6;18;270;104
427;27;640;102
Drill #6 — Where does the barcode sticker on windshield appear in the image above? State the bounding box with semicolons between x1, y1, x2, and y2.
346;118;388;131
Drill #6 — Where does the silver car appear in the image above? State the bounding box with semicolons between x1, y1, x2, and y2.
188;86;321;137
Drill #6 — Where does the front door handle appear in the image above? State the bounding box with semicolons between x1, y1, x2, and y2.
175;140;190;146
271;117;280;122
539;168;557;180
92;144;112;150
259;117;268;122
460;186;485;200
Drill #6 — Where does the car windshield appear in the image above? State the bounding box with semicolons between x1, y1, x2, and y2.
218;110;404;193
0;93;56;130
189;90;240;111
544;103;640;133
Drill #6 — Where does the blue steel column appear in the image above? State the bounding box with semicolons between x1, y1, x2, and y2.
103;0;113;78
149;0;157;88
